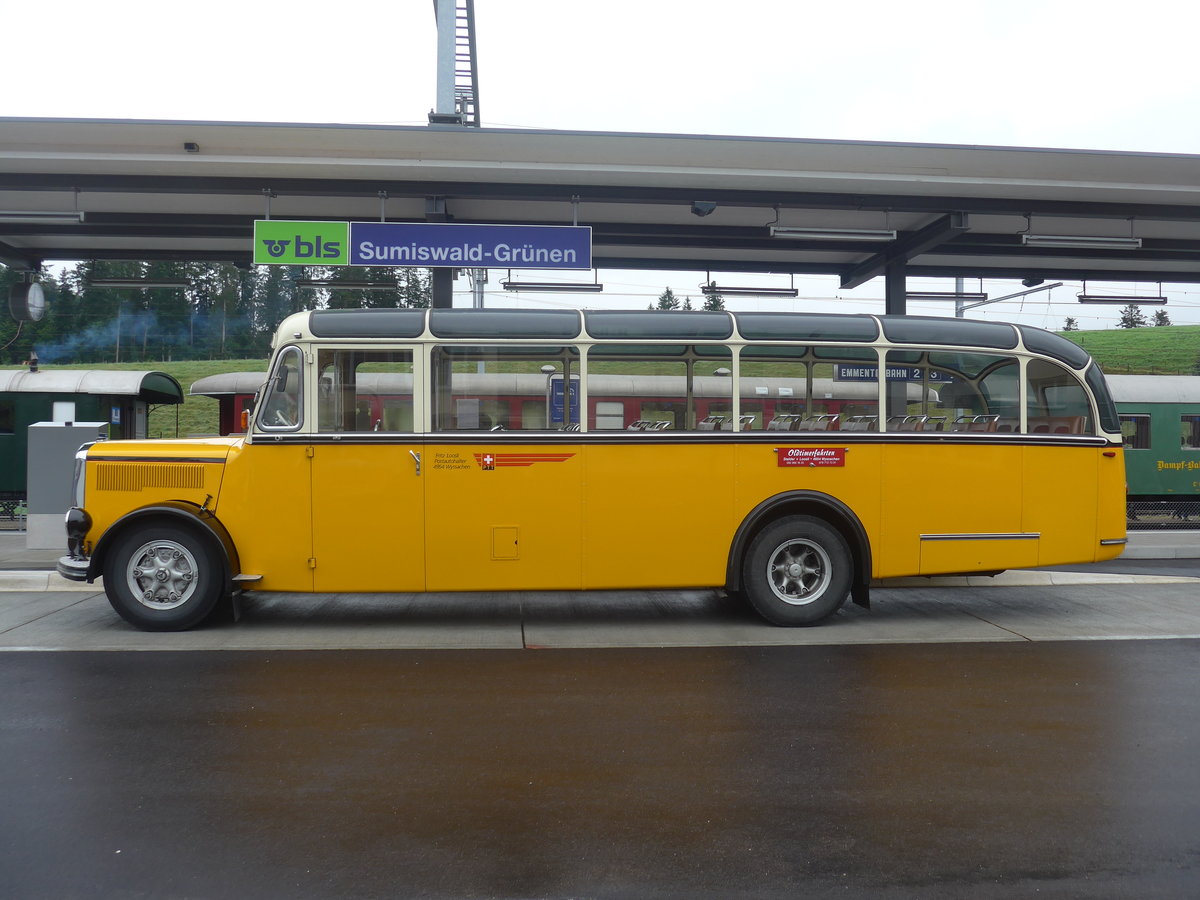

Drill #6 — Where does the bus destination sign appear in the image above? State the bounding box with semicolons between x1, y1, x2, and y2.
835;364;952;383
254;221;592;269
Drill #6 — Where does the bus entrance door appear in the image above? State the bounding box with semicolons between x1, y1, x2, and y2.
310;442;426;593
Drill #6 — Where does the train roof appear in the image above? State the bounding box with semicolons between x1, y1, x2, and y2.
0;369;183;403
1106;374;1200;404
189;372;269;397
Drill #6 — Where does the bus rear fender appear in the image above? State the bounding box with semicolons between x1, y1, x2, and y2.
726;491;872;609
88;501;240;593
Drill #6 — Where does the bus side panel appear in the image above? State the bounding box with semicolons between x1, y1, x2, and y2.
1022;445;1125;564
216;443;315;592
732;441;882;576
424;442;583;591
582;443;734;590
879;443;1035;576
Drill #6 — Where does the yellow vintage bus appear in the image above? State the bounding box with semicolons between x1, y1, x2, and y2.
58;308;1127;631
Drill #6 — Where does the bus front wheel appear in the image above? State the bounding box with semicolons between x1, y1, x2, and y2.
743;516;851;626
104;523;223;631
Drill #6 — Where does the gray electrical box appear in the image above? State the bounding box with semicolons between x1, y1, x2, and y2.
25;422;108;550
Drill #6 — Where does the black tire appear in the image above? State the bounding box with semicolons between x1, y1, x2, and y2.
742;515;852;626
104;523;223;631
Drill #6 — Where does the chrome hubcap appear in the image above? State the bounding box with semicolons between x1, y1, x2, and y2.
125;540;198;610
767;539;831;606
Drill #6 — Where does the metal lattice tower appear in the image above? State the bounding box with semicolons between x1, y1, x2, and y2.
431;0;481;127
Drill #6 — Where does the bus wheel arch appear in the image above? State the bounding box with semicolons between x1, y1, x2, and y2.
727;492;872;620
93;504;238;631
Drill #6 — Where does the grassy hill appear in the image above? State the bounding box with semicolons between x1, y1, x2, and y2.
1061;324;1200;375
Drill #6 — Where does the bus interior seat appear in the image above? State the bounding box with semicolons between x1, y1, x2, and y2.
954;414;999;432
887;415;927;431
842;415;877;432
767;414;796;431
799;414;839;431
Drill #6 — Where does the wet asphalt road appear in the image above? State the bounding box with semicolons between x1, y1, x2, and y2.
3;640;1198;899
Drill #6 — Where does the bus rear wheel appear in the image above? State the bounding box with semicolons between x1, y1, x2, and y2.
104;523;222;631
743;516;851;626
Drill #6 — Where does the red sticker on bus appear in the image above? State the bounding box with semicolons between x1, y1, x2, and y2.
474;452;575;470
776;447;846;467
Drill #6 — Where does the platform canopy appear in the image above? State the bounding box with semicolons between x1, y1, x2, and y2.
3;117;1200;288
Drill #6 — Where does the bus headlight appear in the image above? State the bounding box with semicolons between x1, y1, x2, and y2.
64;507;92;558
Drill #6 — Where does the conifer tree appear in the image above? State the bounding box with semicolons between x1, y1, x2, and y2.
1117;304;1147;328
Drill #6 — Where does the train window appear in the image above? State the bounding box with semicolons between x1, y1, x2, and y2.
1120;415;1151;449
1182;416;1200;450
0;400;12;434
587;344;732;430
317;349;414;433
1027;359;1092;434
430;345;580;431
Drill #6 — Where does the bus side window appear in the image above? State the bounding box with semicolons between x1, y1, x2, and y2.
430;345;580;431
1027;359;1092;434
739;346;808;431
316;348;415;433
587;344;732;431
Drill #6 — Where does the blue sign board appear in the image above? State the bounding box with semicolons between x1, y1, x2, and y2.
350;222;591;269
549;375;581;425
835;364;953;383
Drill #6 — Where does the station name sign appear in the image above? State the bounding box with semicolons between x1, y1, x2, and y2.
253;220;591;269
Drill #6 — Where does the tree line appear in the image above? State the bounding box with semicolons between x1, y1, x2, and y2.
1062;305;1171;331
1;261;431;366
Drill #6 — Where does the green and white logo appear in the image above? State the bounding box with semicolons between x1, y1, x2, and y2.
254;220;349;265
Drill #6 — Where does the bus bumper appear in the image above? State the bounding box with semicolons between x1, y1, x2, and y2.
56;555;91;582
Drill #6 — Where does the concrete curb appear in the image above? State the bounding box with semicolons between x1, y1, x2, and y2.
0;572;103;592
873;571;1200;588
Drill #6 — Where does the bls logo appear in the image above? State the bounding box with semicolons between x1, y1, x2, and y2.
254;221;349;265
261;235;341;259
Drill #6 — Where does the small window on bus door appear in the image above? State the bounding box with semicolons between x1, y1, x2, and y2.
430;345;580;431
317;349;415;433
258;346;304;431
587;344;732;431
1026;359;1092;435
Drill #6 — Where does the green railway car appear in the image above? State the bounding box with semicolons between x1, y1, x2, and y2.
1109;375;1200;526
0;368;183;516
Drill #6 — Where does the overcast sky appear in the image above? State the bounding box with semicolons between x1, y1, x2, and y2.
8;0;1200;327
